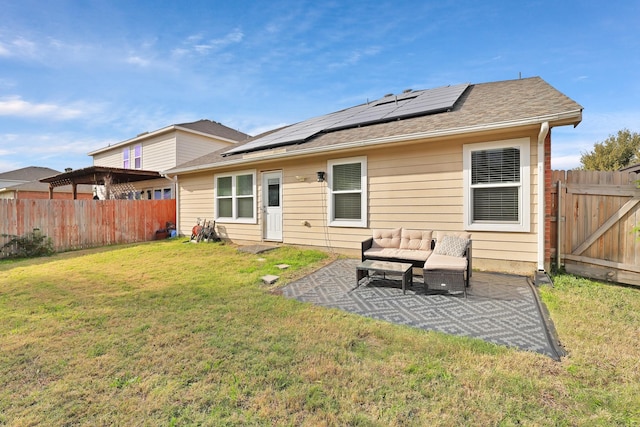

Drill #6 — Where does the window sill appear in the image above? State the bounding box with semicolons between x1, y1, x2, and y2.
215;218;257;225
329;220;367;228
465;222;530;233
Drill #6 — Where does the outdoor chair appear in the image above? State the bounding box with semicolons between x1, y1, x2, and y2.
423;233;471;298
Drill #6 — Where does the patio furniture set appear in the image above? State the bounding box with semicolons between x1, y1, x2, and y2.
358;228;472;297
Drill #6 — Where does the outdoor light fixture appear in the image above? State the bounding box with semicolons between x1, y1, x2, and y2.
316;171;325;182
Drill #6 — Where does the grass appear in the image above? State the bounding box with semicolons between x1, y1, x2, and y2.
0;240;639;426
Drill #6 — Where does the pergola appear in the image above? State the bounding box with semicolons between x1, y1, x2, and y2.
40;166;162;200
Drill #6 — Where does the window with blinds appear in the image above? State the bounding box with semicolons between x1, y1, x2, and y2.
328;157;367;227
463;139;530;232
471;147;520;222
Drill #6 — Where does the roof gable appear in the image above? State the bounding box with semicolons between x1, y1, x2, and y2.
177;119;249;142
88;119;249;156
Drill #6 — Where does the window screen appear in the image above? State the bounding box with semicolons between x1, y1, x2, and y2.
471;147;521;223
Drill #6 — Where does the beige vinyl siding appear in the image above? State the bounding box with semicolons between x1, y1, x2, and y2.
175;128;542;274
141;135;176;171
176;131;234;166
92;134;176;170
130;178;175;198
178;171;261;241
92;149;123;168
92;129;236;172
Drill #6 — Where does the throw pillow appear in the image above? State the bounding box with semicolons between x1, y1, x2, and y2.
433;235;469;257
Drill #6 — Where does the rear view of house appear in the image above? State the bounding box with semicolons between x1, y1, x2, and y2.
165;77;582;275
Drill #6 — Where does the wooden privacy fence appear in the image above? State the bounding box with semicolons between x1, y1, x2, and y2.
0;199;176;256
549;170;640;286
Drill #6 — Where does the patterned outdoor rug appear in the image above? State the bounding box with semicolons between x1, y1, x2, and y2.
282;259;565;360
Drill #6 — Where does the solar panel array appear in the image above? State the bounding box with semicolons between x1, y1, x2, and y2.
223;83;469;155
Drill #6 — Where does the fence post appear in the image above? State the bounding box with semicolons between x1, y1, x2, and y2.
556;180;563;269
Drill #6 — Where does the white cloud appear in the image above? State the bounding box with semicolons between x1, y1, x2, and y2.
0;132;114;170
328;46;381;68
0;36;38;58
127;56;150;67
551;154;582;170
172;28;244;58
0;42;9;56
0;96;85;120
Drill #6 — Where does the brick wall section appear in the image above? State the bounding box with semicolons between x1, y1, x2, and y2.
544;129;553;271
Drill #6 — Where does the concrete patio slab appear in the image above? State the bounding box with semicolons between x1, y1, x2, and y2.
282;259;565;360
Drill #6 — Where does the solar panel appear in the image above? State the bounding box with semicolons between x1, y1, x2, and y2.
223;103;370;155
222;83;469;156
388;84;468;119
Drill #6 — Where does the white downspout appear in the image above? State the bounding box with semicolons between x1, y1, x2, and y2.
163;173;179;236
537;121;550;271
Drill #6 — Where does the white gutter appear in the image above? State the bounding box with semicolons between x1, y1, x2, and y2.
163;173;180;236
537;121;550;272
167;109;582;175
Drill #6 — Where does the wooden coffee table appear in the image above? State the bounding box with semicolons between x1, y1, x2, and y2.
356;260;413;294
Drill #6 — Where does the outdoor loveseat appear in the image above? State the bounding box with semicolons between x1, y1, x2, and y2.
361;228;472;296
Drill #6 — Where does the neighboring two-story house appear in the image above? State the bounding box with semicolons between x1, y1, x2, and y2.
87;119;249;199
0;166;93;200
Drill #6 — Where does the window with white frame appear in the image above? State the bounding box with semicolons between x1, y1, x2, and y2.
123;148;130;169
133;144;142;169
215;171;256;223
141;187;173;200
327;157;367;227
463;138;530;232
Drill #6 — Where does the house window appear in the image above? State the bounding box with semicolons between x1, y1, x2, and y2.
142;187;173;200
463;138;530;232
327;157;367;227
215;171;256;223
133;144;142;169
123;148;130;169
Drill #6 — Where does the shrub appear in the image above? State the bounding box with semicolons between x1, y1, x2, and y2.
1;229;55;259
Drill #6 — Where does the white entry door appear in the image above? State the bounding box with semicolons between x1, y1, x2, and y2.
262;171;283;241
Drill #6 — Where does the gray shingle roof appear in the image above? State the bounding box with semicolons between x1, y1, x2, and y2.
177;119;249;142
167;77;582;174
0;166;61;181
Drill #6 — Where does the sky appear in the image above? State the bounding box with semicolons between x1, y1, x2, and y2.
1;0;639;174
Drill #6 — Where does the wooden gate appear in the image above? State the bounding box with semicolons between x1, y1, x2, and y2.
550;170;640;286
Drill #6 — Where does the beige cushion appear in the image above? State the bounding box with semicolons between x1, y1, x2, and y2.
392;249;432;262
371;228;401;249
364;247;432;262
433;234;470;257
364;248;431;262
363;247;393;257
400;229;432;251
424;253;467;270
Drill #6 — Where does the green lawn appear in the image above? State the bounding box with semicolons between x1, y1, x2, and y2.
0;240;638;426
